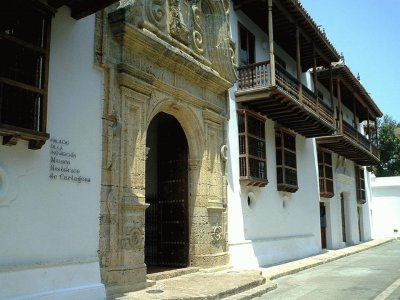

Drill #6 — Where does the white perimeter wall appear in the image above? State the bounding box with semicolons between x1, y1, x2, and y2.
228;6;321;268
0;7;105;299
371;176;400;239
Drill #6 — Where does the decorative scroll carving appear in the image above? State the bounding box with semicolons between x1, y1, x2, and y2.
146;0;167;29
169;0;191;45
229;38;236;64
220;144;228;162
222;0;230;14
192;1;204;54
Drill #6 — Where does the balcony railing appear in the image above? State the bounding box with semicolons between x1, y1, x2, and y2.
237;60;335;126
275;65;299;99
342;121;379;158
238;61;270;90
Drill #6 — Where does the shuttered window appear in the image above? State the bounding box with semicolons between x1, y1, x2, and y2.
355;166;366;204
276;128;298;193
318;148;334;198
238;109;268;187
0;1;52;149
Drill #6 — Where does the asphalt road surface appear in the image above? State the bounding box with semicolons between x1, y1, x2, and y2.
258;240;400;299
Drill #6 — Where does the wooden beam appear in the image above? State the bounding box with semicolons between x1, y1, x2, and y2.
233;0;258;10
268;0;276;86
312;44;319;107
337;77;370;120
70;0;118;19
273;0;336;65
329;65;334;111
367;110;371;140
47;0;69;9
296;27;302;101
353;93;357;127
337;78;343;134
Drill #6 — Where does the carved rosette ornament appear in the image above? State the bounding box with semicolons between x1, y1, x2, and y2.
168;0;190;45
146;0;167;29
191;1;204;54
211;225;223;241
121;227;144;249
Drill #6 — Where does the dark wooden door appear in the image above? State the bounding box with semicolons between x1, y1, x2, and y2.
341;193;347;243
157;117;188;267
145;113;189;268
320;202;327;249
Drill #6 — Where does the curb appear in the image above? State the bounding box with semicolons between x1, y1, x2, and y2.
261;238;395;281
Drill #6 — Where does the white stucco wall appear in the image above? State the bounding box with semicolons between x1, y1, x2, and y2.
371;176;400;239
321;155;372;250
227;99;322;268
0;7;105;299
228;6;322;268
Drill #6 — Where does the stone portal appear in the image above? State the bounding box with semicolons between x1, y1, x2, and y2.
96;0;237;295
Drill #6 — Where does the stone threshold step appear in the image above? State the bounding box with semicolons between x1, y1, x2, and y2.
147;267;200;281
216;272;266;299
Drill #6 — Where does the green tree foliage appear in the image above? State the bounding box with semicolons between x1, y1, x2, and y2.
375;115;400;177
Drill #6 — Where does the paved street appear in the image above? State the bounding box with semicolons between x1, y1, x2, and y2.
258;240;400;299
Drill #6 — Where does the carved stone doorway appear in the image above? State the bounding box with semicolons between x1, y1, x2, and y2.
145;113;189;272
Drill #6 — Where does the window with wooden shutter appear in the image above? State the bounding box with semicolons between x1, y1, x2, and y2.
318;148;334;198
275;128;298;193
238;109;268;187
0;1;52;149
355;166;366;204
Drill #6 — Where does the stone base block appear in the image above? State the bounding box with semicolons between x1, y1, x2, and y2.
191;251;229;268
103;264;149;296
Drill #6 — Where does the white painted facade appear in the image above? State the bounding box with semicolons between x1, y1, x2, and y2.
228;2;374;269
317;79;373;250
0;7;105;299
228;6;322;268
370;176;400;239
321;156;372;250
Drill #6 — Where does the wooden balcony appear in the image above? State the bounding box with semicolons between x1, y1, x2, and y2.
236;60;336;137
316;121;379;166
316;63;382;166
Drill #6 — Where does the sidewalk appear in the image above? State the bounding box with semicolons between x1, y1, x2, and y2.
111;238;394;300
260;238;394;280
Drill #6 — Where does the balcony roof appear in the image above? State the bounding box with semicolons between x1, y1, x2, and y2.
236;86;336;137
233;0;340;71
316;63;383;121
317;135;380;166
47;0;119;19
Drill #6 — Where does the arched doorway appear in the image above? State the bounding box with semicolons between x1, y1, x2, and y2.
145;112;189;272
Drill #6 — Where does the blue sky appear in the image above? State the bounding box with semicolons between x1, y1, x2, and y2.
300;0;400;122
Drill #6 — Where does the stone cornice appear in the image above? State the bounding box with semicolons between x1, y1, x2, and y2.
110;20;232;95
117;63;225;114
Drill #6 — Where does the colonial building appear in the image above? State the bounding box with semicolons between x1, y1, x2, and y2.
0;1;119;299
97;0;237;295
1;0;384;298
315;62;382;249
227;0;382;268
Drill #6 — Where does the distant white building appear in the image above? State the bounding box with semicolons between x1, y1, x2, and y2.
0;1;118;299
370;176;400;239
228;0;382;268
